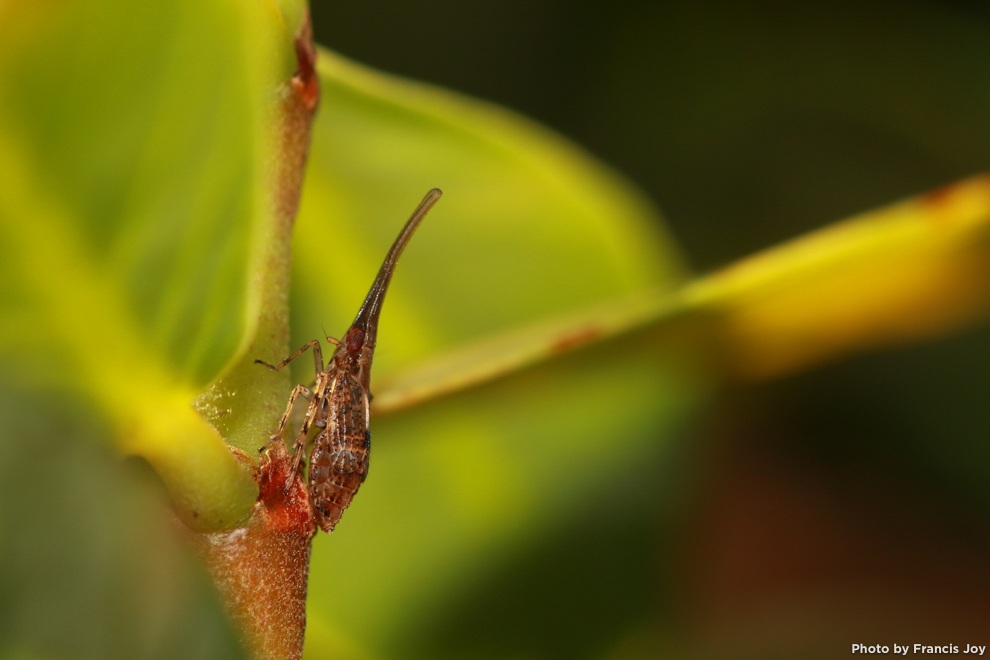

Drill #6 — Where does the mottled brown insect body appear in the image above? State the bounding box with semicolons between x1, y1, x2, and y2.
307;327;372;532
257;190;442;533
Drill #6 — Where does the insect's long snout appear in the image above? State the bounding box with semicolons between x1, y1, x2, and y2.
349;189;442;350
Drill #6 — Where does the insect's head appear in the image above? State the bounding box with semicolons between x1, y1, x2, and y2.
329;326;367;372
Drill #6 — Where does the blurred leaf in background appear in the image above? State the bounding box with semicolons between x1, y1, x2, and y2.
294;50;708;659
0;385;244;660
309;0;990;658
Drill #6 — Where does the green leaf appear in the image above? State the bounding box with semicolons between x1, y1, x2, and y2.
0;0;304;529
0;3;307;655
290;50;706;658
293;52;686;366
682;174;990;379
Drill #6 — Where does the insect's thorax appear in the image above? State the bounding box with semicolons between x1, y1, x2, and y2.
329;344;373;391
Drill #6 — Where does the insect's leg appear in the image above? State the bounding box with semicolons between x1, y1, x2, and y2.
260;384;314;452
313;395;329;429
287;392;325;479
255;339;324;375
289;438;307;479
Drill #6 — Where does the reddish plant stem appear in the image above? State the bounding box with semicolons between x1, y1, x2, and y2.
191;444;315;660
190;12;320;660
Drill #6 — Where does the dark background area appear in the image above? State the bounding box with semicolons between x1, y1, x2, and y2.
308;1;990;657
311;0;990;271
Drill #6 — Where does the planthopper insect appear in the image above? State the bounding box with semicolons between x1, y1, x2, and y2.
256;189;442;533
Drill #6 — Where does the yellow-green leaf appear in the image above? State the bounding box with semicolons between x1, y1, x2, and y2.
687;174;990;379
0;0;311;530
375;174;990;415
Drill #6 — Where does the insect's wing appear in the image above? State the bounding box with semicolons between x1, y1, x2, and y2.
307;372;371;533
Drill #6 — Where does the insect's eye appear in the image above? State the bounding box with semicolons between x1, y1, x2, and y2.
345;327;365;352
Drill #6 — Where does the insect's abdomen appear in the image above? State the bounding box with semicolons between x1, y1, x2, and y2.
308;374;370;534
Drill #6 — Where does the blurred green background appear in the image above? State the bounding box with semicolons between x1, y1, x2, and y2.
307;1;990;657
